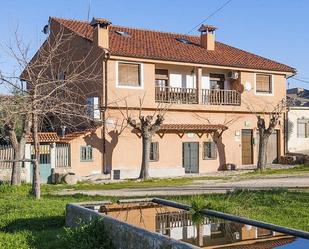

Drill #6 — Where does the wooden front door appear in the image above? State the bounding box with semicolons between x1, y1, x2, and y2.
183;142;199;173
242;129;253;165
266;130;279;164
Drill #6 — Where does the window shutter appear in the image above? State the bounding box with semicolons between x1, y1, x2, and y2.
119;63;140;86
211;142;217;159
154;142;159;161
297;121;306;138
149;142;159;161
256;74;271;93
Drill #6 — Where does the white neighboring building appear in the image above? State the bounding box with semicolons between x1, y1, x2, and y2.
287;88;309;155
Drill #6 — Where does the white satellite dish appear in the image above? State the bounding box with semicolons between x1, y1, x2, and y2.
245;81;252;91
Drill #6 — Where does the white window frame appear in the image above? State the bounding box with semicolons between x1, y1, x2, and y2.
116;61;144;89
254;73;274;96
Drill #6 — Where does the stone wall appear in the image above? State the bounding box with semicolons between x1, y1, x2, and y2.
66;203;198;249
0;168;28;183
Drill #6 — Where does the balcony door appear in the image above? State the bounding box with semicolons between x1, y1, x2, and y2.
183;142;199;173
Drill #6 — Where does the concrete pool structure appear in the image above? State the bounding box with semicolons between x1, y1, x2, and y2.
66;198;309;249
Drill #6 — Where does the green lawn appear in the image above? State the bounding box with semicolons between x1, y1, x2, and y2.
243;164;309;177
0;185;308;249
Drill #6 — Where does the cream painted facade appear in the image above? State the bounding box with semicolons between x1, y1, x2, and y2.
98;57;288;179
41;19;292;178
287;107;309;155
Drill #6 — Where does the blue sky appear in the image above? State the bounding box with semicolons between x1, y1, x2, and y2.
0;0;308;91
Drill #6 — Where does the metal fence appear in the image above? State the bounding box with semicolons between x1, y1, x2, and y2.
0;145;14;169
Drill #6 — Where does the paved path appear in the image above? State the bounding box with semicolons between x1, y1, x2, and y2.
57;175;309;197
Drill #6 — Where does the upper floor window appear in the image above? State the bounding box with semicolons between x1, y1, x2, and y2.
117;62;142;87
297;118;309;138
155;69;168;88
86;97;100;120
203;142;217;160
209;74;224;90
256;74;273;94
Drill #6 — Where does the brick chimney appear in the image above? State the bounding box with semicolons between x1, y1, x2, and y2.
90;17;111;49
198;24;217;51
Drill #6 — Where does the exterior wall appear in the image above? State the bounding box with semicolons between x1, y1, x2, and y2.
107;58;287;114
287;108;309;155
104;109;285;178
68;128;104;176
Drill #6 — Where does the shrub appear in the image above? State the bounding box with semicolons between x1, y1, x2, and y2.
61;219;114;249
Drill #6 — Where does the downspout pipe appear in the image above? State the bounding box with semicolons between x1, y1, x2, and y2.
102;49;110;175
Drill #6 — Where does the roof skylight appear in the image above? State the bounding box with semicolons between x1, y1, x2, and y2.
115;30;131;37
176;38;192;44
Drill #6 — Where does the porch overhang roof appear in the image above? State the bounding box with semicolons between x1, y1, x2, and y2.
26;132;60;143
159;124;228;132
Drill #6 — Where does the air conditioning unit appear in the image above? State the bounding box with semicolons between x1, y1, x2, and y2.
228;71;239;80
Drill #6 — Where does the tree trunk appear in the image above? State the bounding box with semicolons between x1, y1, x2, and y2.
213;131;226;170
139;135;151;180
257;133;269;171
5;127;21;185
11;147;21;185
31;113;41;199
196;223;204;247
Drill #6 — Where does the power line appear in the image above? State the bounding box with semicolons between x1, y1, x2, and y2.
292;77;309;85
186;0;233;34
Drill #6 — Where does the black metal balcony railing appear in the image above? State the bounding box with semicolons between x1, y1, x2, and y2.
155;86;241;106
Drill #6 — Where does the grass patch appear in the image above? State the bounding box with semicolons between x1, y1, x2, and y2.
171;189;309;232
0;184;117;249
243;164;309;177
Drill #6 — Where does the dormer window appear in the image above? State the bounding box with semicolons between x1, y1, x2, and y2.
176;38;192;45
115;30;131;37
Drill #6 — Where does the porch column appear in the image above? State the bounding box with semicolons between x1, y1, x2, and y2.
50;142;56;169
24;144;31;183
196;67;203;104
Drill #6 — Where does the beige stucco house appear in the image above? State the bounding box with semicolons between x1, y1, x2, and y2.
27;17;296;180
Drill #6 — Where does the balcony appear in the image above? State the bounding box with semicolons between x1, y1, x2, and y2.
155;86;241;106
201;89;241;106
155;86;198;104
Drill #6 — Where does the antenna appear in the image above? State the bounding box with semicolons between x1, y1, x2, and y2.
87;0;92;22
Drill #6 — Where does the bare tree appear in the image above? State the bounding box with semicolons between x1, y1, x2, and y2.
255;99;288;171
0;25;104;197
118;97;169;180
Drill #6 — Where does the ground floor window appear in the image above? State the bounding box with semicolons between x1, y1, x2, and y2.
80;146;93;161
149;142;159;161
203;142;217;159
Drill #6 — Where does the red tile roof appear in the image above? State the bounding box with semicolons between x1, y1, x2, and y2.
51;17;295;73
159;123;227;132
59;129;96;142
27;132;59;143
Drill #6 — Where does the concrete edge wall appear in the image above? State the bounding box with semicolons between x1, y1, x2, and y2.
66;203;199;249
